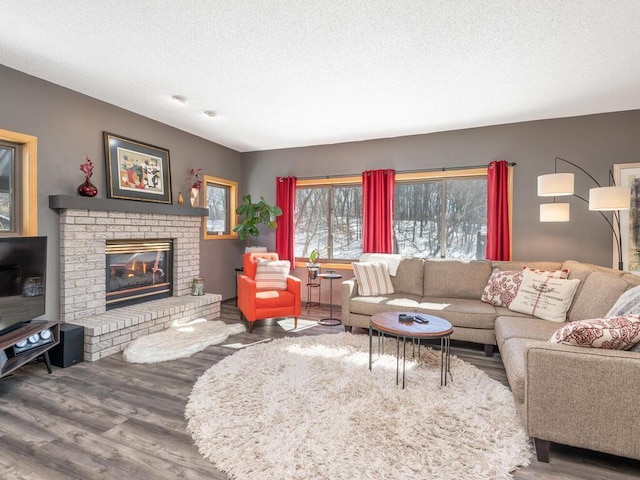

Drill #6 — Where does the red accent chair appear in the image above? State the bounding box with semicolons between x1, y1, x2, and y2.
237;252;301;333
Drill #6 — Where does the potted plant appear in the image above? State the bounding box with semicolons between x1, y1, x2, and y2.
233;194;282;251
306;246;328;280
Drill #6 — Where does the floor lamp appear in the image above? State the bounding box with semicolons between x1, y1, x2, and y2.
537;157;630;270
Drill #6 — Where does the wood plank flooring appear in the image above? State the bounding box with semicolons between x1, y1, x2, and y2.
1;301;638;479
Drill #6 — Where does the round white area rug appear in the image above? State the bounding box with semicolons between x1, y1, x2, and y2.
185;333;532;480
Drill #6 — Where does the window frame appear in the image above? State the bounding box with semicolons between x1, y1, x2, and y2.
202;175;238;240
0;129;37;236
293;167;513;268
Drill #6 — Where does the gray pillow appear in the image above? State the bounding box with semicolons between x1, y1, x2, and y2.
606;285;640;318
628;342;640;353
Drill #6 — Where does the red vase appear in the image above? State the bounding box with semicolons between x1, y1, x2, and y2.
77;178;98;197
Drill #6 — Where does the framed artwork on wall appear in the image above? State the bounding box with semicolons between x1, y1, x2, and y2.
613;163;640;273
103;132;172;204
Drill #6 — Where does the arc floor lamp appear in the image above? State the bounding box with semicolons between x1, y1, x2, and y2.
537;157;630;270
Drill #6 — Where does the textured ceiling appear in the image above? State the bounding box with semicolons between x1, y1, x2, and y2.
1;1;639;152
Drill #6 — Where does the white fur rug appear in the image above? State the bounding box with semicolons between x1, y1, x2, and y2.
123;318;245;363
185;333;532;480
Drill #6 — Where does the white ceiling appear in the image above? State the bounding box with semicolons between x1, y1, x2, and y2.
1;1;639;153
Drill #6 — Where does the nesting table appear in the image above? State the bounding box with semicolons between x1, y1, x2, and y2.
369;311;453;389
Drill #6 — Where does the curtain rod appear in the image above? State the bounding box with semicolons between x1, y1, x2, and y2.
296;162;516;181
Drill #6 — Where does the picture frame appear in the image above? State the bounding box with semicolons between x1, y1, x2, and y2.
103;132;172;204
613;163;640;273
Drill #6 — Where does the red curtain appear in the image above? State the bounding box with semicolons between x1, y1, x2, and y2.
486;160;510;261
276;176;297;267
362;169;395;253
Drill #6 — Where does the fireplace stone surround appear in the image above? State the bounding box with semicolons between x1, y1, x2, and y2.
50;195;221;361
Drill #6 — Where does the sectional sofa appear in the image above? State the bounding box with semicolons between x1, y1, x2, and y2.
341;258;640;462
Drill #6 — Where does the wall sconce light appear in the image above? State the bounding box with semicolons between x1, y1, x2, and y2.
537;157;630;270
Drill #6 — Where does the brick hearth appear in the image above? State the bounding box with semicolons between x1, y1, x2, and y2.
52;198;221;361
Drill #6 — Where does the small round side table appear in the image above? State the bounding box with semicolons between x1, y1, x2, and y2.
318;272;342;326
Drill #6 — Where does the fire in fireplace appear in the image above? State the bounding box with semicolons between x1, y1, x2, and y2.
105;239;173;309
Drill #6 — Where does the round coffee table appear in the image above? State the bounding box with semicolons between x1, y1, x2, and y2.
369;311;453;389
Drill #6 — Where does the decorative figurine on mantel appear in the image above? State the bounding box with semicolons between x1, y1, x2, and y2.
177;192;184;205
187;167;203;207
78;155;98;197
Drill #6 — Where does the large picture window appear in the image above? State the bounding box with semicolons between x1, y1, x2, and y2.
394;176;487;259
295;182;362;261
294;168;490;263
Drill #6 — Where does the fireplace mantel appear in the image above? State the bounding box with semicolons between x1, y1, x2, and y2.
49;195;209;217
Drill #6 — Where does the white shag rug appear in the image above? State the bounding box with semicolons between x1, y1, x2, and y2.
185;333;532;480
123;318;245;363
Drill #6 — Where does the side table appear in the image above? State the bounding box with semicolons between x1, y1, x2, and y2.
318;272;342;326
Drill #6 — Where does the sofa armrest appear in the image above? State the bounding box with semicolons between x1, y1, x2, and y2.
237;274;256;320
341;279;358;326
526;342;640;461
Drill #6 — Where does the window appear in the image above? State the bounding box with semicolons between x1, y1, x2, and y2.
0;142;18;231
0;129;37;236
394;174;487;259
203;175;237;240
294;168;491;262
295;179;362;261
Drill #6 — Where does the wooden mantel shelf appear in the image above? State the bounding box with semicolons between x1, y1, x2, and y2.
49;195;208;217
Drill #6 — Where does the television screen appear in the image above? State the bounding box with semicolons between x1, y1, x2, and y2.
0;236;47;335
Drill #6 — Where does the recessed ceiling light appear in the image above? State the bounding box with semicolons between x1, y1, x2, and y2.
204;110;218;118
172;95;188;104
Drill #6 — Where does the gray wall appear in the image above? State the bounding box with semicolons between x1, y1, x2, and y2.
242;110;640;270
0;65;243;319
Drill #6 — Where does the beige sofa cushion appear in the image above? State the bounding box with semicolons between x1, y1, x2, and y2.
492;261;563;272
424;260;491;299
495;316;564;346
349;293;421;316
568;271;629;321
390;257;424;297
417;297;496;329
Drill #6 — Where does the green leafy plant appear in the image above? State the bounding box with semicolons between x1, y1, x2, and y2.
308;245;329;264
233;194;282;246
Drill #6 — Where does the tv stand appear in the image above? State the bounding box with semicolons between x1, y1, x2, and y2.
0;320;60;378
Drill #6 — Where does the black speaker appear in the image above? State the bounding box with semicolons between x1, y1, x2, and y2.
49;323;84;368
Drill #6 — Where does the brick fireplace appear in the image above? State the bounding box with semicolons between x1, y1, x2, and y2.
51;196;221;361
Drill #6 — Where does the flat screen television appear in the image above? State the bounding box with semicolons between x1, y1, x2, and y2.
0;236;47;335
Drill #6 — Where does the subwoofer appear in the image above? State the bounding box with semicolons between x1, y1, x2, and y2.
49;323;84;368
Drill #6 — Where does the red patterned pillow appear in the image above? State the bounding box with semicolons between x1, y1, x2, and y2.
549;316;640;350
481;267;569;307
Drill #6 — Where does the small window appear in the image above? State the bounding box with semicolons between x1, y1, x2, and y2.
0;129;37;237
203;175;238;240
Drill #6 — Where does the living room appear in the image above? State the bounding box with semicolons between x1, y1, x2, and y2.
1;2;640;479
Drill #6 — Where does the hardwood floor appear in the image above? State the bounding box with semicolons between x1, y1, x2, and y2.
1;300;638;479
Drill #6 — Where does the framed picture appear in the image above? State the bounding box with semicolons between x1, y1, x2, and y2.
613;163;640;273
103;132;172;204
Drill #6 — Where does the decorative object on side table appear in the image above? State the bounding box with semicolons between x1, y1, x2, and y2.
188;168;203;207
103;132;172;204
77;155;98;197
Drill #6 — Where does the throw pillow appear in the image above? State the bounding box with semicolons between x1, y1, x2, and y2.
481;267;569;307
549;316;640;350
255;259;290;290
352;262;395;296
508;269;580;322
606;285;640;318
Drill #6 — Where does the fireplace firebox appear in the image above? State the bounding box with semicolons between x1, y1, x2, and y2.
105;239;173;310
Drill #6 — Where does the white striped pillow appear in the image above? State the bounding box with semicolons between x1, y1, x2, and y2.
352;262;395;296
255;259;290;290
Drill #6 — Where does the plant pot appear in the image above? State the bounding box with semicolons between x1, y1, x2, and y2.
245;246;268;253
306;263;321;280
